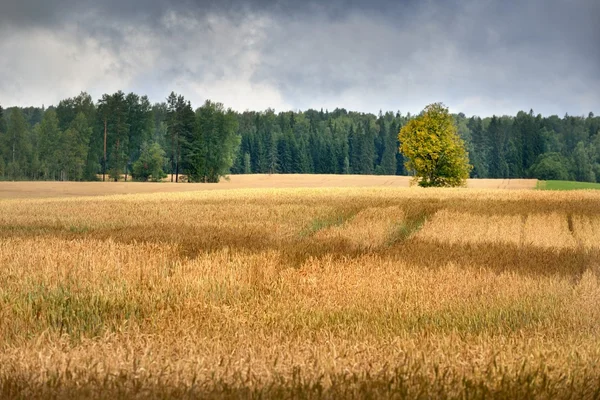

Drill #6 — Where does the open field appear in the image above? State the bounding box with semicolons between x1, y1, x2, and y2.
1;186;599;398
0;174;537;199
537;180;600;191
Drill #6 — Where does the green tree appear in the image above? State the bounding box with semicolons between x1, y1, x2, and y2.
529;152;569;181
293;114;312;173
348;124;361;174
0;105;5;176
7;93;600;184
399;103;472;187
38;109;62;180
98;92;129;181
56;92;95;131
378;120;398;175
54;92;99;180
488;116;509;178
243;152;252;174
364;120;376;174
268;130;279;173
109;92;129;181
125;93;153;181
0;106;5;134
572;141;595;182
186;101;240;183
97;95;110;181
4;109;31;180
132;142;167;182
166;92;195;182
467;116;488;177
61;112;92;181
343;155;350;174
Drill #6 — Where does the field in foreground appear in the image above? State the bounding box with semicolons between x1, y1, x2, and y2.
1;187;599;399
537;180;600;191
0;174;537;198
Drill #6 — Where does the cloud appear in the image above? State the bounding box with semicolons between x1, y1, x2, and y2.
0;25;128;107
0;0;598;116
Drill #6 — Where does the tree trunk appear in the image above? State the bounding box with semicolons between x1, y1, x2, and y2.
175;142;180;183
171;135;175;182
103;118;107;182
114;138;120;182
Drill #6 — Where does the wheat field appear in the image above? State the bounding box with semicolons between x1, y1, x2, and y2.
1;183;599;399
0;174;537;199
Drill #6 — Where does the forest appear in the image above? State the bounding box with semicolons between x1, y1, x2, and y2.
0;91;599;182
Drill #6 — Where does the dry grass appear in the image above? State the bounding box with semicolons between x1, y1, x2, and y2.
0;175;537;199
1;186;599;399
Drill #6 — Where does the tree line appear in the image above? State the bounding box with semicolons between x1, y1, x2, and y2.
0;91;599;182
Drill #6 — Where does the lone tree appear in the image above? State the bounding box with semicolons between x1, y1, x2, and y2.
399;103;472;187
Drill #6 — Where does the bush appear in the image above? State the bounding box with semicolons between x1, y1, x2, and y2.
529;153;569;181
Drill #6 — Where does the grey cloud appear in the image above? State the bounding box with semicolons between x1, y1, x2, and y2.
249;0;599;115
0;0;598;116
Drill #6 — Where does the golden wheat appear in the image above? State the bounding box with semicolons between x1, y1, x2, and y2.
0;175;537;199
0;185;599;398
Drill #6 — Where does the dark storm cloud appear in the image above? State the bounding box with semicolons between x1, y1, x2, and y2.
250;0;600;114
0;0;598;116
0;0;417;22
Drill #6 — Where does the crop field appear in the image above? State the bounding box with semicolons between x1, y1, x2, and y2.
1;183;599;398
0;174;537;199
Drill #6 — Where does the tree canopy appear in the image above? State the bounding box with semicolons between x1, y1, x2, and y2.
399;103;471;187
187;101;240;183
132;142;167;182
0;94;598;184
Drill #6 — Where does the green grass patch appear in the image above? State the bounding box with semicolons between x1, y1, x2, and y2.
537;180;600;190
299;209;358;237
69;225;90;234
387;210;430;245
282;298;554;336
5;284;143;341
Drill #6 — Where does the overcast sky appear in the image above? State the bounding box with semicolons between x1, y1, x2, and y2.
1;0;598;116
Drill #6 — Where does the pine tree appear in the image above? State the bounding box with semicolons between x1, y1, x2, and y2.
97;95;110;181
357;121;375;174
125;93;152;181
186;101;240;182
379;120;398;175
572;141;595;182
277;132;294;173
488;116;508;178
56;92;95;132
0;106;5;135
5;109;31;180
38;109;62;180
61;112;92;181
166;92;195;182
108;91;129;181
0;106;6;176
244;152;252;174
467;117;488;177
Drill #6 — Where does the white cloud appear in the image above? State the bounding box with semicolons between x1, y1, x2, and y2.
0;26;128;107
